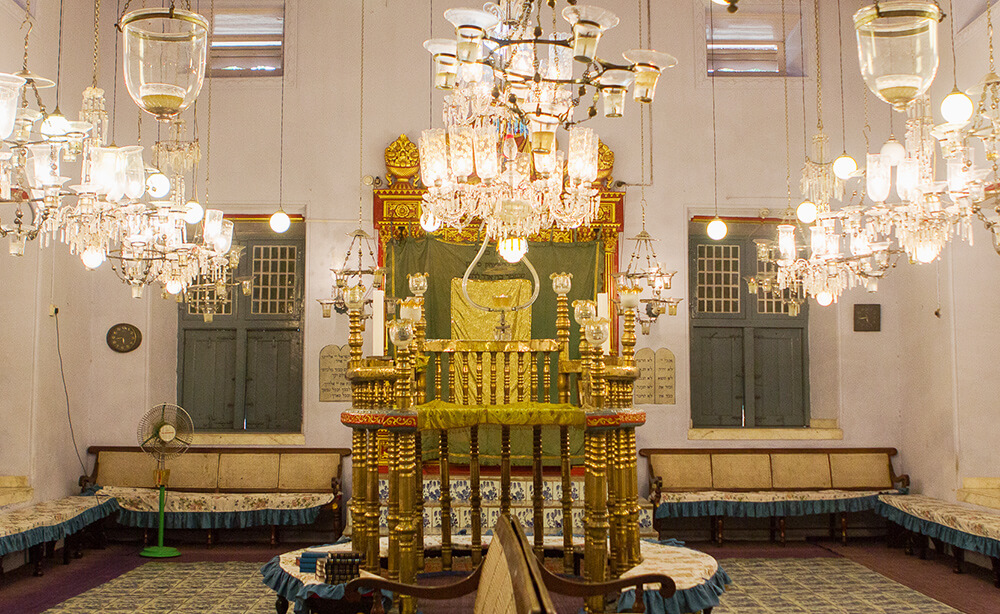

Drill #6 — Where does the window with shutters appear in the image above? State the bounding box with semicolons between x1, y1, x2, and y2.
689;222;809;428
208;1;284;78
705;5;804;76
177;219;304;432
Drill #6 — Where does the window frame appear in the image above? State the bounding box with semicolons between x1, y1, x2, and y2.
207;2;285;79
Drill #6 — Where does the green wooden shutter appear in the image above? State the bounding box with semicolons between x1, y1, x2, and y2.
244;329;303;431
753;328;807;426
180;329;238;430
691;327;745;427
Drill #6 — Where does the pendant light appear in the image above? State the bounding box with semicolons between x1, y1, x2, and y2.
940;0;974;124
831;0;858;181
269;0;289;234
706;0;727;241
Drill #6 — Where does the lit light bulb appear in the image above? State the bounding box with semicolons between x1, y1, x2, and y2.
166;279;183;295
832;154;858;180
40;111;71;138
419;211;441;232
941;88;974;124
915;243;940;263
796;200;817;224
706;217;728;240
269;210;290;233
880;137;906;166
81;247;106;270
184;200;204;224
146;171;170;197
496;237;528;263
815;291;833;306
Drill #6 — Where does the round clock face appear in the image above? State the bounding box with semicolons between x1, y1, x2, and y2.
107;323;142;353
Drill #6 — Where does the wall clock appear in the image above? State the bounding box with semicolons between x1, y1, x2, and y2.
853;304;881;332
107;323;142;353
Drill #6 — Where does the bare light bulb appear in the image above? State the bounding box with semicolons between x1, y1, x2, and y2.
796;200;818;224
166;279;183;295
815;291;834;306
497;237;528;263
146;171;170;197
184;200;204;224
706;217;728;240
880;137;906;166
81;247;106;270
419;211;441;232
915;243;940;263
941;88;974;124
269;210;290;233
832;154;858;180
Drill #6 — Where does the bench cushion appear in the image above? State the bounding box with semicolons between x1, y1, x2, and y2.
617;540;730;613
830;453;892;489
650;454;712;491
877;494;1000;558
712;454;771;490
654;489;901;519
771;454;832;489
99;486;334;529
0;495;120;556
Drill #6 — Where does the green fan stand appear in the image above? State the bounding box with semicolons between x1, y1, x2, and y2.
140;483;180;558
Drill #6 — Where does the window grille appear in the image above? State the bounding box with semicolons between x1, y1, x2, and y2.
755;257;788;315
696;243;741;314
252;244;297;315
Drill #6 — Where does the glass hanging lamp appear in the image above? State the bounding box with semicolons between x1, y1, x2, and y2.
120;7;210;121
854;1;942;110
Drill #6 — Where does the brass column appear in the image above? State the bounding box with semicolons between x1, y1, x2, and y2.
470;424;482;564
396;428;418;614
387;432;400;581
364;427;380;572
532;425;544;558
583;346;609;614
351;428;368;557
560;425;574;573
439;429;452;570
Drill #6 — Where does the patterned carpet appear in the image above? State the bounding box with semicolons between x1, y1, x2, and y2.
41;558;963;614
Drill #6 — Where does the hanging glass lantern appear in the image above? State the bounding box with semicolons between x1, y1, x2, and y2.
853;1;941;110
121;8;210;121
0;74;25;140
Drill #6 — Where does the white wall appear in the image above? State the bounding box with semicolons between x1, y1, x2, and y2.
0;0;997;508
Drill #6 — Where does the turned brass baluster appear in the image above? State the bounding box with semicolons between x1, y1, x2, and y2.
503;351;511;404
397;431;418;614
583;428;609;613
560;425;574;573
606;430;620;578
414;432;424;571
459;352;470;406
626;427;642;567
470;424;482;565
448;351;457;404
542;351;552;403
474;351;484;405
364;428;380;573
388;432;400;581
351;428;368;558
500;425;511;518
517;352;525;401
530;351;538;402
433;352;442;402
439;429;452;570
532;425;544;558
490;351;497;405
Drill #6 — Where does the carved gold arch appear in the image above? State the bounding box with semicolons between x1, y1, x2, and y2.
373;134;626;349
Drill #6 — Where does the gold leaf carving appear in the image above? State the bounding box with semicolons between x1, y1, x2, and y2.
597;140;615;182
385;134;421;184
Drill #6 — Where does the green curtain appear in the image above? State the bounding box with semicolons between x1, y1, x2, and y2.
388;236;603;358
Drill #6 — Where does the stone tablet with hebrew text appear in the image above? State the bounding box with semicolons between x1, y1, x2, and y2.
319;344;351;402
654;347;676;405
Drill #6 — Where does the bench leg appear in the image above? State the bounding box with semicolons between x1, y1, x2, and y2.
931;538;946;559
271;525;279;546
779;517;786;546
716;517;724;546
953;546;965;574
840;514;848;545
769;517;776;543
992;557;1000;588
917;534;929;560
63;536;72;565
275;594;289;614
44;541;55;559
829;513;836;540
30;544;44;576
631;585;644;613
1;554;5;583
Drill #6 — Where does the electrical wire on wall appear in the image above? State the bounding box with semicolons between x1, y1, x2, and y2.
53;310;89;479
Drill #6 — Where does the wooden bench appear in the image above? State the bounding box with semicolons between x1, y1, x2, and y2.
84;446;349;544
641;447;909;544
0;494;119;579
878;494;1000;587
344;515;675;614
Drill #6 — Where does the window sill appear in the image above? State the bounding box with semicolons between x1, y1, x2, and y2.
687;427;843;441
191;433;305;446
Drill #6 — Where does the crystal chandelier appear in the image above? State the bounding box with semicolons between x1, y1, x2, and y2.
419;0;676;248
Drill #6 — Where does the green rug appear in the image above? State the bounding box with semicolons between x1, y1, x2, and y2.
42;558;963;614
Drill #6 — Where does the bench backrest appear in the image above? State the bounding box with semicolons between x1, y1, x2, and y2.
87;446;350;492
641;448;901;491
474;515;552;614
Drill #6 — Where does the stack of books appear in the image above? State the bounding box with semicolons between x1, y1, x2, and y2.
296;549;328;574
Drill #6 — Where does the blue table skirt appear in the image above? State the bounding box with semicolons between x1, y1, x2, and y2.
260;550;391;614
875;501;1000;559
654;492;903;520
617;565;731;614
117;505;325;529
0;496;120;557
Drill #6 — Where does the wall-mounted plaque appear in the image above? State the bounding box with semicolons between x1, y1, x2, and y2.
633;347;655;405
319;344;352;402
654;348;676;405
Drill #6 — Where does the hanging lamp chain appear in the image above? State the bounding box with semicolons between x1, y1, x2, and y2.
989;0;995;73
813;0;823;131
277;0;286;213
358;0;366;227
782;0;791;209
93;0;101;87
710;0;720;217
204;0;214;206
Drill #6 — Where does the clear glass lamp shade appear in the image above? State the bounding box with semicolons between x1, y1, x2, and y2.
419;129;449;187
27;142;63;188
344;284;367;311
584;317;610;346
619;287;642;310
623;49;677;103
120;146;145;200
777;225;797;261
214;219;234;253
866;153;892;202
572;299;597;326
528;118;558;155
388;319;415;348
562;5;619;62
203;208;224;242
399;298;421;322
443;8;499;63
598;71;633;117
0;73;25;139
40;111;71;140
853;1;941;110
448;125;475;180
408;272;429;296
121;8;209;120
550;272;572;296
424;39;459;90
880;137;906;166
473;125;499;180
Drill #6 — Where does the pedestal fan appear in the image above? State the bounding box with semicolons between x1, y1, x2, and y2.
137;403;194;558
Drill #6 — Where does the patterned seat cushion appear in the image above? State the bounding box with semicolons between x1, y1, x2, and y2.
0;494;119;556
620;541;719;591
99;486;334;515
879;494;1000;542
